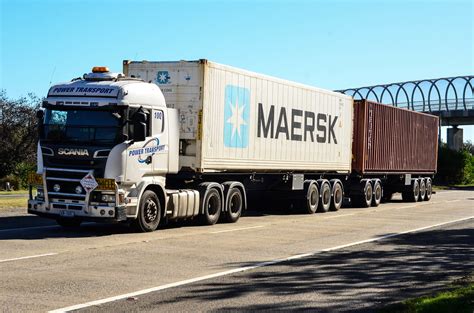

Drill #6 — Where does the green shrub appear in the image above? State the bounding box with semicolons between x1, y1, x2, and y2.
13;162;36;189
0;175;20;191
436;144;474;185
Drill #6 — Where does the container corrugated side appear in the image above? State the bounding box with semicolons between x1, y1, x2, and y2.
199;61;353;172
352;100;438;174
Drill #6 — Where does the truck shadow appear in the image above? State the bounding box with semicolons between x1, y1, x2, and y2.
0;195;460;240
131;225;474;312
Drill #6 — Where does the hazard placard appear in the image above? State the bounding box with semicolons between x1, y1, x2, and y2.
80;173;98;193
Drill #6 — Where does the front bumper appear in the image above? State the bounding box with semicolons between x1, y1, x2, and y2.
28;199;127;222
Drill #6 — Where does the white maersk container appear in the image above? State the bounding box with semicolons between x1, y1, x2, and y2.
124;60;353;173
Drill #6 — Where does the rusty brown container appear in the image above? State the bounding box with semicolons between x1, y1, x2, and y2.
352;100;439;174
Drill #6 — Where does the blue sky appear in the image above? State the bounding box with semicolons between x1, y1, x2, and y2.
1;0;473;140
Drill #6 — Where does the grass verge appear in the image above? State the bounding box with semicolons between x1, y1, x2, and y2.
0;189;28;195
381;281;474;313
0;196;28;209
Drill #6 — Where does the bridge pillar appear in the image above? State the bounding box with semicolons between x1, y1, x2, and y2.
447;126;463;151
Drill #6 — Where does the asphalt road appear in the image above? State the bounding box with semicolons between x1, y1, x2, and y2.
0;190;473;312
77;220;474;313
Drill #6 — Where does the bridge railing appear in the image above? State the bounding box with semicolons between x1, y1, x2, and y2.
336;76;473;113
397;99;474;113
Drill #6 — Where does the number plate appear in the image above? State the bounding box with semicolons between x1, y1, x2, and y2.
59;210;74;217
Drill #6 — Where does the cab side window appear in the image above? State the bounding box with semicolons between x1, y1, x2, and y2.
129;108;152;138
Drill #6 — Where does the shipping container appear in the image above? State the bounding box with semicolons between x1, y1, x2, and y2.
125;60;354;173
352;99;438;174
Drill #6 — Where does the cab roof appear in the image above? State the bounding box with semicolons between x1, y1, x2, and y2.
46;74;166;108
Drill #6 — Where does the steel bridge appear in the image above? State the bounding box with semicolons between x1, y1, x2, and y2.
336;76;474;150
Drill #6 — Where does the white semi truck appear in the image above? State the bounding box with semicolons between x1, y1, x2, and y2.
28;60;437;232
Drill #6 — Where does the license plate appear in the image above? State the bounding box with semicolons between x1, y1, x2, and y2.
59;210;74;217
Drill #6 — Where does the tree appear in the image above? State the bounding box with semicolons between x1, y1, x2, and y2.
436;142;474;185
0;90;41;178
463;140;474;155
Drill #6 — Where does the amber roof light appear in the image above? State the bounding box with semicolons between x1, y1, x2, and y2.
92;66;109;73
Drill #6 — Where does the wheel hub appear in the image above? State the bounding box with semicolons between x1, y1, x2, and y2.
145;199;158;223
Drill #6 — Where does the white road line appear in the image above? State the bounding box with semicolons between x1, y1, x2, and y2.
49;215;474;313
209;225;265;234
0;253;58;263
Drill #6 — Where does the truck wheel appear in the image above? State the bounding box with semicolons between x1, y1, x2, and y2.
200;188;222;225
372;181;382;207
330;182;343;211
56;218;82;228
352;181;372;208
317;181;331;213
419;179;426;201
132;190;161;232
402;179;419;202
424;178;432;201
223;187;243;223
304;183;319;214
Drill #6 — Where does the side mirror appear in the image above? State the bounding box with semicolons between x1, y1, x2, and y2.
36;110;44;138
132;111;147;142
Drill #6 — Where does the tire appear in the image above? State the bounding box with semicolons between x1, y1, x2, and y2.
372;180;382;207
419;179;426;201
424;178;432;201
304;182;319;214
402;179;419;202
317;181;331;213
223;187;243;223
56;217;82;228
330;182;343;211
132;190;161;232
200;188;222;225
352;181;373;208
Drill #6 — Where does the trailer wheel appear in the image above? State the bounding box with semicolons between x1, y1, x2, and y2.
200;188;222;225
402;179;419;202
424;178;432;201
56;218;82;228
132;190;161;232
352;181;372;208
372;180;382;207
419;179;426;201
223;187;243;223
317;181;331;213
304;182;319;214
330;182;343;211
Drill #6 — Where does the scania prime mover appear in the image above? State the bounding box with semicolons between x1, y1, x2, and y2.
27;60;438;232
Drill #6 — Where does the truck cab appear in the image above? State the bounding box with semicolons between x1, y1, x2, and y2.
28;67;182;231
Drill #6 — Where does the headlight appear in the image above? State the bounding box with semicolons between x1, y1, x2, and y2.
101;194;116;203
36;189;44;200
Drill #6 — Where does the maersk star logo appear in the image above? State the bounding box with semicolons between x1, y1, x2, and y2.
156;71;170;84
224;85;250;148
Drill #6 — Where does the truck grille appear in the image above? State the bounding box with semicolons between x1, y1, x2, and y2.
45;167;91;202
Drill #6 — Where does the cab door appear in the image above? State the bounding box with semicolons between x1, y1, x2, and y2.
151;109;169;173
125;110;152;182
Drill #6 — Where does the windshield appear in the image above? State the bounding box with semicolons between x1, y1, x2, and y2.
43;108;123;144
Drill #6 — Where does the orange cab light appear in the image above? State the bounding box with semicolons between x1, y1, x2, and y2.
92;66;110;73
